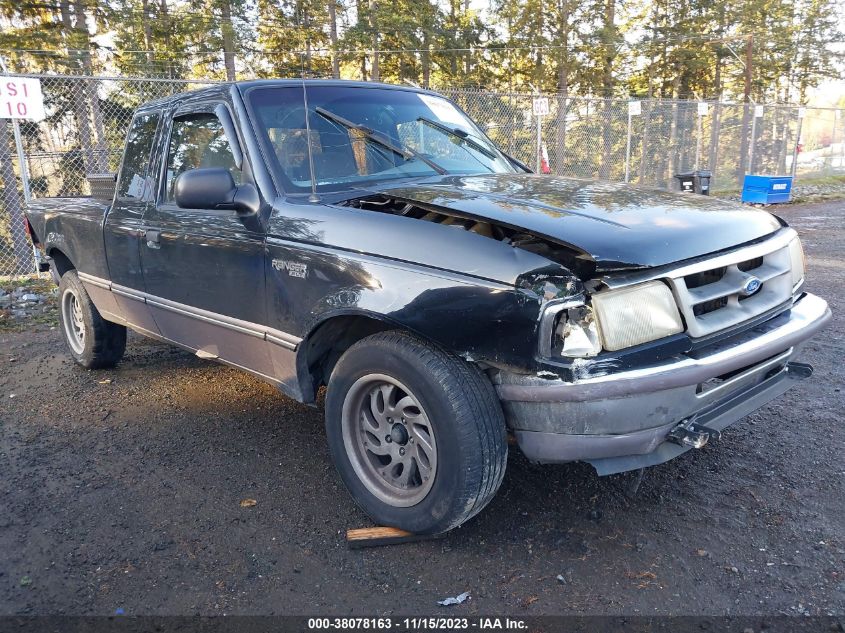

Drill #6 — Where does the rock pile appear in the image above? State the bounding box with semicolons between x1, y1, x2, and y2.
0;285;58;323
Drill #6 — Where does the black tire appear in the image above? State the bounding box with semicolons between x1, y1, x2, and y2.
58;270;127;369
325;330;507;534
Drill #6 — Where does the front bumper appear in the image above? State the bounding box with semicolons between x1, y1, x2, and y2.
494;292;831;475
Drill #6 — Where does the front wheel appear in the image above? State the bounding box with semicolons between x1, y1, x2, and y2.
58;270;127;369
325;331;507;534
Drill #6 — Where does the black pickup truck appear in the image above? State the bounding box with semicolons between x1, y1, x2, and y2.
25;80;831;534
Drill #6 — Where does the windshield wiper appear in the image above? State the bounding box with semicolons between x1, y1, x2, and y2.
416;116;498;160
315;107;447;175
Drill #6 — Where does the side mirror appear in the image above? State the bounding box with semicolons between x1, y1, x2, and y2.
174;168;236;210
174;167;261;216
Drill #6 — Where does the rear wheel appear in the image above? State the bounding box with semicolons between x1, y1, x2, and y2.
325;330;507;534
58;271;127;369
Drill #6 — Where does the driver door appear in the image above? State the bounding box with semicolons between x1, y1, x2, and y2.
140;104;275;379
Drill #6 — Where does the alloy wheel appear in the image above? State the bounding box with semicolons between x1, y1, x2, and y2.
340;374;438;507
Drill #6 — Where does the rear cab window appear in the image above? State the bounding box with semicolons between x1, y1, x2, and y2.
116;112;161;202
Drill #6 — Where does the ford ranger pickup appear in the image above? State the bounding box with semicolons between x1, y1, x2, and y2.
25;80;832;534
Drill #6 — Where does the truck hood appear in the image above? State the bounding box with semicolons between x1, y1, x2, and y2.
378;174;783;271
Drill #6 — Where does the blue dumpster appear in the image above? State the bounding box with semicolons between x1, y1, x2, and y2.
741;175;793;204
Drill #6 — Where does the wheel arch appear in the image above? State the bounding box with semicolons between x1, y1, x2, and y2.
47;247;75;282
296;311;419;403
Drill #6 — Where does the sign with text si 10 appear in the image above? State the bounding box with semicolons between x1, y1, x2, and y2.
0;77;46;121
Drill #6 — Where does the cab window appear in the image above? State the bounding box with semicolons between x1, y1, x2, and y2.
116;112;160;201
164;112;241;203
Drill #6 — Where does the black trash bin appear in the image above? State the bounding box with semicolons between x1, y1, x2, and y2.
674;172;695;193
693;170;711;195
674;170;711;195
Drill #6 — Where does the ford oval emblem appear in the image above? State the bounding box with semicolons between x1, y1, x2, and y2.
742;277;762;296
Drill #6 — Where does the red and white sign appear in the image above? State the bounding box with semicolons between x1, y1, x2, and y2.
0;77;46;121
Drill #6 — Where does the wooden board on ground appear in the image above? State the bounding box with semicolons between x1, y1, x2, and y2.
346;526;441;549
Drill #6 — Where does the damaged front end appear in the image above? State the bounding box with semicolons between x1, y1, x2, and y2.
332;192;830;479
339;193;598;281
492;288;830;476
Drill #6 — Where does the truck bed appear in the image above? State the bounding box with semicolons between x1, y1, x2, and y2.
25;197;112;280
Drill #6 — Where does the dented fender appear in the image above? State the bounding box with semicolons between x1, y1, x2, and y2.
266;197;585;379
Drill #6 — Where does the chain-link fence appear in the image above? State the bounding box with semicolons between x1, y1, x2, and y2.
2;72;844;277
1;74;217;277
445;90;845;188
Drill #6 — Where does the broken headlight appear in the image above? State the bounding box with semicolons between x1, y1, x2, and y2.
539;299;601;359
555;305;602;358
541;281;684;358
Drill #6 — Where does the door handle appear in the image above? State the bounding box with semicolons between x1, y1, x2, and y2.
145;229;161;250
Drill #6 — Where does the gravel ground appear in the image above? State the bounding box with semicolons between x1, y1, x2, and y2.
0;201;843;617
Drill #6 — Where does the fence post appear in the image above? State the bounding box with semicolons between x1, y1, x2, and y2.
707;101;722;186
625;100;641;183
840;110;845;170
11;119;40;275
790;108;805;179
624;110;632;183
0;57;38;275
0;121;32;274
748;105;761;175
829;110;838;173
639;99;656;185
10;120;32;206
695;102;708;169
531;92;548;173
508;92;514;156
0;59;31;206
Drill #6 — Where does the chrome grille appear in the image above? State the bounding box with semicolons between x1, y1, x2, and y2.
684;266;727;289
666;231;797;338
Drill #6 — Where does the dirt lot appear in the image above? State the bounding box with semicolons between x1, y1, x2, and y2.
1;201;843;617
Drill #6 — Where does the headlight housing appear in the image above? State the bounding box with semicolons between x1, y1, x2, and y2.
544;281;685;358
591;281;684;352
788;236;805;291
554;304;602;357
